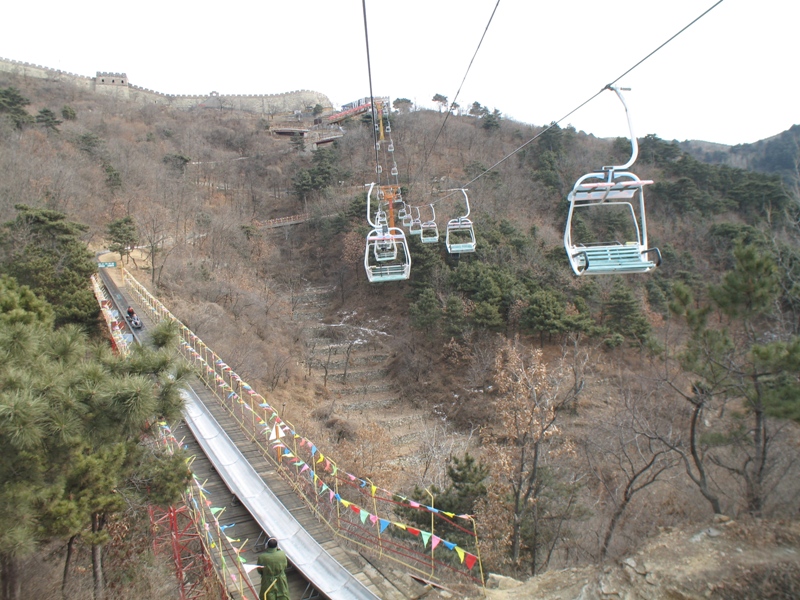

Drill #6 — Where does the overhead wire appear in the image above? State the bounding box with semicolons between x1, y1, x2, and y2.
431;0;726;205
410;0;502;196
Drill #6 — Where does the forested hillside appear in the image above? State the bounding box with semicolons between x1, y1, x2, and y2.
1;70;799;597
680;124;800;184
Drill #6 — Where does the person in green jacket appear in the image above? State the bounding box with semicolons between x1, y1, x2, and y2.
256;537;290;600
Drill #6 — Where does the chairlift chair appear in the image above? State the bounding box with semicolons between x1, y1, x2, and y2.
563;86;660;276
373;225;398;262
445;189;476;254
409;206;423;235
364;182;411;282
365;227;411;281
420;205;439;243
401;203;413;227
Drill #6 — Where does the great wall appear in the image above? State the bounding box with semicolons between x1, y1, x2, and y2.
0;56;333;115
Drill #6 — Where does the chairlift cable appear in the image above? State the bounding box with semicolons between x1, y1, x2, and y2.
433;0;726;205
361;1;412;282
606;0;725;88
409;0;502;197
361;0;381;178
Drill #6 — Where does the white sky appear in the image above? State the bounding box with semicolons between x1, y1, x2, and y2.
1;0;795;146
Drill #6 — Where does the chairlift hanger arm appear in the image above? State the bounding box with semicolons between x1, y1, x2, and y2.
365;182;378;228
603;85;638;172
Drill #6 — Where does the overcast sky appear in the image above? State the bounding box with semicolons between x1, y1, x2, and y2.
2;0;795;146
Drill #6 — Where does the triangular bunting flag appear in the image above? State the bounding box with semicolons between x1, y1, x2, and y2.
443;540;456;551
269;423;284;441
359;509;369;524
379;519;391;533
431;535;441;550
420;531;431;547
407;528;420;536
455;547;465;563
464;553;478;570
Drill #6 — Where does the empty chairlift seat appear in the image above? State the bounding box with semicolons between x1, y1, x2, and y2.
420;205;439;243
363;182;411;282
563;85;660;276
564;174;660;275
445;189;476;254
364;227;411;282
445;218;476;253
409;206;423;235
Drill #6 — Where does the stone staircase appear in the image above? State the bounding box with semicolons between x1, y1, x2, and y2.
291;286;433;470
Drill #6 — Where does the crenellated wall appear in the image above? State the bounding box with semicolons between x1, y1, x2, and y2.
0;56;332;114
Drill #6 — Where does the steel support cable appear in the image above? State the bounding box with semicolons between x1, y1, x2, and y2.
409;0;502;200
432;0;725;205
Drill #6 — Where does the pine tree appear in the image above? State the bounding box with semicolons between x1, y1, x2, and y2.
35;108;62;131
523;290;567;346
106;216;138;265
0;205;97;327
0;87;33;129
671;245;800;516
604;281;650;342
0;312;189;600
409;288;441;333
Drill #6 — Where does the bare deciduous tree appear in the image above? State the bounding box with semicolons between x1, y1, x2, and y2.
584;385;678;558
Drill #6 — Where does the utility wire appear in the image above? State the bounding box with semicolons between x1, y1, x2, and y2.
411;0;502;195
432;0;725;205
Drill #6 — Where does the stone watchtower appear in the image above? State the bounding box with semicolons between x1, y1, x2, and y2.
94;72;130;98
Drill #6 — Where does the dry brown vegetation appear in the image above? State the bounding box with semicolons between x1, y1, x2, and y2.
2;71;799;595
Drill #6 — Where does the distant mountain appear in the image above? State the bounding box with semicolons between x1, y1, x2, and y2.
679;125;800;183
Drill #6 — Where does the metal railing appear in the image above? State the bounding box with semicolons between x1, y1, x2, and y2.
123;269;484;588
90;274;130;356
157;423;260;600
